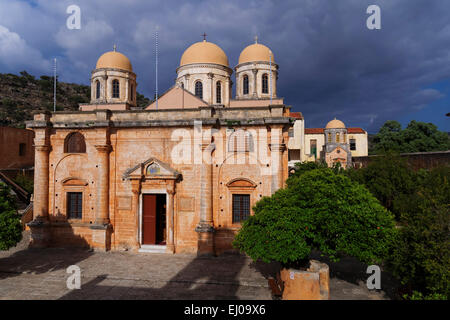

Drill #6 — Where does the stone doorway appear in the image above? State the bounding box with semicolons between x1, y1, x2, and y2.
142;194;166;245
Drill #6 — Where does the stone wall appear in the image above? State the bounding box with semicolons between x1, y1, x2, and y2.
0;127;35;169
353;151;450;170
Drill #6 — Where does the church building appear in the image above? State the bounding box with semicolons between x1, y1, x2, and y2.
27;38;292;254
26;37;368;254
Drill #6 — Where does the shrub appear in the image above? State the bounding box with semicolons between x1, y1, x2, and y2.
386;166;450;299
233;168;397;267
344;154;417;220
0;184;22;250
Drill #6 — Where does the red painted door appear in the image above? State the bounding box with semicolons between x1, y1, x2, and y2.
143;195;157;245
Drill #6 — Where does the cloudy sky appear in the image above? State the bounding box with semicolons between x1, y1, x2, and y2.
0;0;449;132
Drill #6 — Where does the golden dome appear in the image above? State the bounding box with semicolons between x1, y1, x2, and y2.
180;40;229;67
238;42;274;65
326;118;346;129
96;50;133;72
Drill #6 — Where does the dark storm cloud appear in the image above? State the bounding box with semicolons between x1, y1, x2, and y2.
1;0;449;131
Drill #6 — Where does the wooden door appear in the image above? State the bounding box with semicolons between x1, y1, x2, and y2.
142;194;157;245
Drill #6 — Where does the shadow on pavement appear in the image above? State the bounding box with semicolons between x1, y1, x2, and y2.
0;230;93;281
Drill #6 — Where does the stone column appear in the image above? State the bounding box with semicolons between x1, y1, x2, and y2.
33;145;50;221
225;78;230;105
94;144;111;225
208;73;214;105
103;73;108;102
166;181;175;253
184;74;190;92
195;140;215;255
252;69;258;98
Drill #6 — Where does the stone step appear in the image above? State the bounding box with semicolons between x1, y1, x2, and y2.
138;245;167;253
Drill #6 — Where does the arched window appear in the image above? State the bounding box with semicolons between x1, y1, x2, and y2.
228;129;254;153
130;84;134;101
195;81;203;99
64;132;86;153
96;81;101;99
327;132;332;143
262;74;269;94
243;75;249;95
336;133;340;143
112;79;120;98
216;81;222;104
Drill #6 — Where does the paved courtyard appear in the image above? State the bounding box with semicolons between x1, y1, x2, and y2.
0;232;397;300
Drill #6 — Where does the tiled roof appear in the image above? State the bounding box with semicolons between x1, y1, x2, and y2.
305;127;366;134
347;128;366;134
305;128;324;134
290;112;303;119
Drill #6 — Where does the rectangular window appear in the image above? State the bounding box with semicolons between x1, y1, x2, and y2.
67;192;82;219
232;194;250;223
288;128;294;137
310;139;317;158
350;139;356;151
288;149;300;161
19;143;26;156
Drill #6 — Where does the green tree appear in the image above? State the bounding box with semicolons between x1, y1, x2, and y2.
372;120;450;154
233;168;397;267
344;154;417;220
0;184;22;251
387;166;450;299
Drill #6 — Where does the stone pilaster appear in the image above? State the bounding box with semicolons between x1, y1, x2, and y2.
29;126;51;248
33;145;50;221
94;144;111;225
131;180;141;249
195;140;215;255
166;181;175;253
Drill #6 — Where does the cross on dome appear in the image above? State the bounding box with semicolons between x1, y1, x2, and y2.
202;33;207;41
254;35;258;44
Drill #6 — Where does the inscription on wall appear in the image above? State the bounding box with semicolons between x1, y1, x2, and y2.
179;196;194;212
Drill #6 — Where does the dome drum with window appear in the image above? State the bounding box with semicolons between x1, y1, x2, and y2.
176;40;233;106
235;40;278;100
91;48;137;107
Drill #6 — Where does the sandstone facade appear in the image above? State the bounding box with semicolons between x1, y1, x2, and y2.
26;106;292;254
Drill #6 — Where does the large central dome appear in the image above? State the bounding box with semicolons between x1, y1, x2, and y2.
180;40;229;67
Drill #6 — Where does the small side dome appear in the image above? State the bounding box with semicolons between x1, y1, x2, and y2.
238;42;274;65
96;50;133;72
326;118;346;129
180;40;229;67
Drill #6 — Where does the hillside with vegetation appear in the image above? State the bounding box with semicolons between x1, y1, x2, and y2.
0;71;150;128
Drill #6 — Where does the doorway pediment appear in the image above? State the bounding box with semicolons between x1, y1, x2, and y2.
123;158;181;181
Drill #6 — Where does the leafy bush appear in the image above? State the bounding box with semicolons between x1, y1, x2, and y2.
14;173;34;194
0;184;22;251
386;166;450;299
344;154;417;220
233;168;397;267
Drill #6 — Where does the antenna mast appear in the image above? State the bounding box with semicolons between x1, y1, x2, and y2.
155;27;159;110
53;58;57;112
